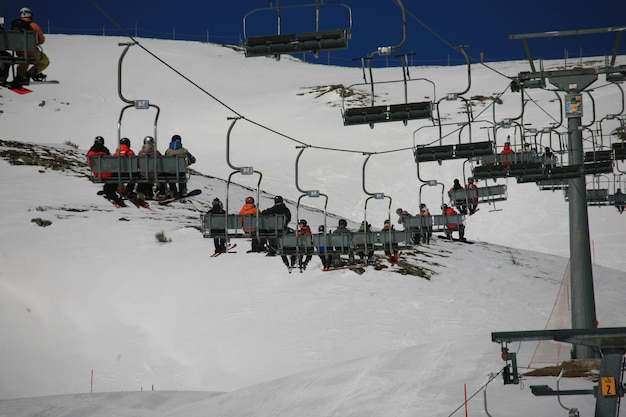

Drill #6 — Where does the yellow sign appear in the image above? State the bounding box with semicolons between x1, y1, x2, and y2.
601;377;616;396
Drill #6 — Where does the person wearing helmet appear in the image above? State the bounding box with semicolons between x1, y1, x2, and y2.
465;177;479;215
395;207;419;245
137;136;163;199
442;203;466;241
165;134;196;198
382;219;399;263
357;220;374;262
12;7;50;84
113;138;136;196
332;219;354;266
500;137;514;165
87;136;123;206
448;179;468;215
207;198;227;254
240;196;263;252
297;219;313;271
261;195;292;257
316;224;331;270
419;203;432;244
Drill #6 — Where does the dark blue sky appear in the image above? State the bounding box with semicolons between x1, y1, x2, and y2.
2;0;625;67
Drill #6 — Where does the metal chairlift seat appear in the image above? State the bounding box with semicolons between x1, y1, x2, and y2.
0;30;38;66
201;214;287;239
448;184;508;208
242;1;352;59
564;188;610;206
414;141;493;163
89;155;188;184
244;29;349;58
612;142;626;160
343;101;432;127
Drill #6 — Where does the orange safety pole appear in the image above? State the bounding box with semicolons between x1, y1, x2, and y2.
464;383;468;417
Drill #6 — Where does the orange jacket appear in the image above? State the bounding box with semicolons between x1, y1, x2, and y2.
297;225;312;235
239;203;258;232
16;18;45;57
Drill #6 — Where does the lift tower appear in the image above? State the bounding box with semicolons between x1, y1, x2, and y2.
510;26;626;359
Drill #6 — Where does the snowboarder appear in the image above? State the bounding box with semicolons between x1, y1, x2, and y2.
12;7;49;84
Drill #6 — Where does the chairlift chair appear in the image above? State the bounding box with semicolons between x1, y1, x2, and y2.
242;1;352;60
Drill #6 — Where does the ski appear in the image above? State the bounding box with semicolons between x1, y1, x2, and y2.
126;194;151;210
98;192;126;208
157;189;202;205
210;243;237;257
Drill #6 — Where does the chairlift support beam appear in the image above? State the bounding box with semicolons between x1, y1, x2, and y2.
492;327;626;417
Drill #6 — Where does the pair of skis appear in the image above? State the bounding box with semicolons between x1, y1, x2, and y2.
210;243;237;257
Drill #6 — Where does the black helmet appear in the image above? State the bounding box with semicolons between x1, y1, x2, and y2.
396;208;403;215
441;203;448;210
245;196;254;204
171;134;182;142
299;219;307;226
120;137;130;146
212;198;221;207
143;136;154;145
94;136;104;145
338;219;347;227
274;195;283;203
318;225;325;232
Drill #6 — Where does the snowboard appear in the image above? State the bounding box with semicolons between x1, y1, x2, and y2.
28;80;60;85
157;189;202;205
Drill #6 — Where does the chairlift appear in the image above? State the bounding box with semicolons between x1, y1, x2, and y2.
242;0;352;60
88;43;189;191
414;120;495;163
200;117;287;249
341;54;434;128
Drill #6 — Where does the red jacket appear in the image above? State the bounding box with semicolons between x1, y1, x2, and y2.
87;147;112;179
501;145;514;164
114;144;135;156
444;206;459;229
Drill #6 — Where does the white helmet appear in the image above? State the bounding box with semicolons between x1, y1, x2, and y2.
19;7;33;18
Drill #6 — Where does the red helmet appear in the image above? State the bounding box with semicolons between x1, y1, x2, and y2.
245;196;254;204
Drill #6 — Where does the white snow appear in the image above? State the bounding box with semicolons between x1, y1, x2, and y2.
0;35;624;416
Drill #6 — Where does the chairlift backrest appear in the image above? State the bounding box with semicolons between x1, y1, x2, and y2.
242;1;352;58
